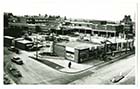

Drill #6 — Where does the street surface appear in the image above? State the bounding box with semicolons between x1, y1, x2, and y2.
4;48;93;84
70;55;135;84
4;47;135;84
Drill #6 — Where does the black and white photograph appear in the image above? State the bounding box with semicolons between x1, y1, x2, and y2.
1;0;139;88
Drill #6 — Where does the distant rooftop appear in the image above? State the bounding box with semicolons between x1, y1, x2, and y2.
65;20;93;25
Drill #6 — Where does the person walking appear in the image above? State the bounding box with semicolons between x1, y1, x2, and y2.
68;61;72;68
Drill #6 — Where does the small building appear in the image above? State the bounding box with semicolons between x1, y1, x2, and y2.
4;36;14;47
54;41;103;63
65;46;89;63
102;38;135;54
15;40;34;50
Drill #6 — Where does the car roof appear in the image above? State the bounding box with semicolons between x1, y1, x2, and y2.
13;56;20;58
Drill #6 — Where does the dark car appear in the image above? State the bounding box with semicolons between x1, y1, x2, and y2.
4;75;11;84
9;67;22;77
8;46;20;54
11;57;23;65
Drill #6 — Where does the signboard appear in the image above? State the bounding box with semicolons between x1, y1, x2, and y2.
66;46;75;52
65;46;75;60
66;52;74;60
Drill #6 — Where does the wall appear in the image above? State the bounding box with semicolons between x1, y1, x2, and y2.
54;44;65;57
4;36;14;47
15;41;26;50
78;49;89;63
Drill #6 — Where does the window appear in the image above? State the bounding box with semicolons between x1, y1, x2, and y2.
66;51;74;54
79;24;81;26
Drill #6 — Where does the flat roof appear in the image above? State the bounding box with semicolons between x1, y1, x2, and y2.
57;41;102;50
14;38;24;41
107;38;134;43
4;36;14;39
65;20;93;25
17;40;33;44
62;26;92;30
61;26;116;32
70;21;93;25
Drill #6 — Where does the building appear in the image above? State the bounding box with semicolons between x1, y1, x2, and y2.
54;36;135;63
15;39;34;50
60;20;121;38
4;36;14;46
54;41;103;63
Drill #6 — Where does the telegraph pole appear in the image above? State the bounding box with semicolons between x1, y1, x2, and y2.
36;35;38;60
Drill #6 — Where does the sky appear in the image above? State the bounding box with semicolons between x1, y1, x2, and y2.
1;0;137;21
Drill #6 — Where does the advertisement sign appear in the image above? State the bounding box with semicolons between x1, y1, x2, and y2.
66;52;74;60
66;46;75;52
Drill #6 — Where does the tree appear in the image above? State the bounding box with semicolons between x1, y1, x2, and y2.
4;13;13;27
64;16;67;20
45;14;48;17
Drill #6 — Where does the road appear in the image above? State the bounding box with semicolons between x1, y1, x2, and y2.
70;55;135;84
4;48;93;84
4;47;135;84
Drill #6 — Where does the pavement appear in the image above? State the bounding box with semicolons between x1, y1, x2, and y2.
29;50;135;74
29;55;103;74
116;68;135;85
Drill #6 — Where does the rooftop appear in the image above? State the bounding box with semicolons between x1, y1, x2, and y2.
4;36;14;39
57;41;102;50
17;40;33;44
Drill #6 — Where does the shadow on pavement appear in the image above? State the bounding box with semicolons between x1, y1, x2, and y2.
29;56;65;70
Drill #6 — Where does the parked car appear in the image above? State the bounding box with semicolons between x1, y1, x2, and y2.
111;75;124;83
8;46;20;54
4;74;11;84
9;67;22;77
11;57;23;65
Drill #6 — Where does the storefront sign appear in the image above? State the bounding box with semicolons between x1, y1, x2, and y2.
66;52;74;60
66;46;75;52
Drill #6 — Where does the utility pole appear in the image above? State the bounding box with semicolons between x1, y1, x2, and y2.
35;35;38;60
126;29;128;53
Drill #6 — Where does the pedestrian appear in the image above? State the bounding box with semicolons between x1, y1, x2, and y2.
112;52;115;57
68;61;72;68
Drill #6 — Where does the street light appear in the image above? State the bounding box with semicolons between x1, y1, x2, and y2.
34;35;38;60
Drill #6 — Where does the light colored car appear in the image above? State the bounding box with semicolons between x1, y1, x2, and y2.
11;57;23;65
111;75;124;83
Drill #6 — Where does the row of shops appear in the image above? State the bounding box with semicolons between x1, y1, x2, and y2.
54;38;135;63
4;35;135;63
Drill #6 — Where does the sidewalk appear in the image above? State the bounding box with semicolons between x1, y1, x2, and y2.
29;55;104;74
29;51;135;74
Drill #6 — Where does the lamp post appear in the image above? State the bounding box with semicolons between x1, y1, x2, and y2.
35;35;38;60
126;31;128;54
